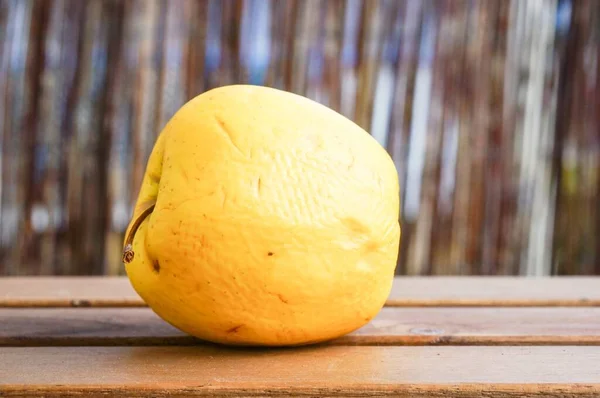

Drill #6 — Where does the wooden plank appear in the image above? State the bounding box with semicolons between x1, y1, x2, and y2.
0;277;142;307
386;277;600;307
1;346;599;397
2;307;600;347
1;277;600;307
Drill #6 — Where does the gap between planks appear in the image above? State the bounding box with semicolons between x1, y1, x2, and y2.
1;276;600;307
2;307;600;347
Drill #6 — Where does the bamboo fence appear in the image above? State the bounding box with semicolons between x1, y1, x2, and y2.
0;0;598;276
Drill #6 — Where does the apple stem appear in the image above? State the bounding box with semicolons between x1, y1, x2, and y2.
122;204;156;264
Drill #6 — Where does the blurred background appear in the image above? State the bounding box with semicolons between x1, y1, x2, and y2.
0;0;598;277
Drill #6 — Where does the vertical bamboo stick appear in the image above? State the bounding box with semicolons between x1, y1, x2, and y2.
239;0;272;86
388;0;423;274
186;0;207;98
520;0;557;276
103;0;127;276
321;0;344;112
497;0;522;275
465;0;493;274
265;0;296;90
595;1;600;276
339;0;362;120
409;0;446;275
289;0;314;95
36;0;69;275
304;1;328;104
353;0;386;131
448;0;474;275
67;0;112;274
369;0;400;148
2;0;44;275
403;3;436;275
157;0;189;130
431;0;468;275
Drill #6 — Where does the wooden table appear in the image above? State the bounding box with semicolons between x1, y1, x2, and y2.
1;276;599;397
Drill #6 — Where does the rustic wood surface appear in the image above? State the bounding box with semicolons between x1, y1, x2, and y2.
2;276;599;307
2;277;599;397
2;306;600;347
1;346;599;397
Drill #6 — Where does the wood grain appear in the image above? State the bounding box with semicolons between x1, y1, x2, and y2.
0;277;142;307
2;276;599;307
386;277;600;307
1;346;599;397
2;307;600;347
